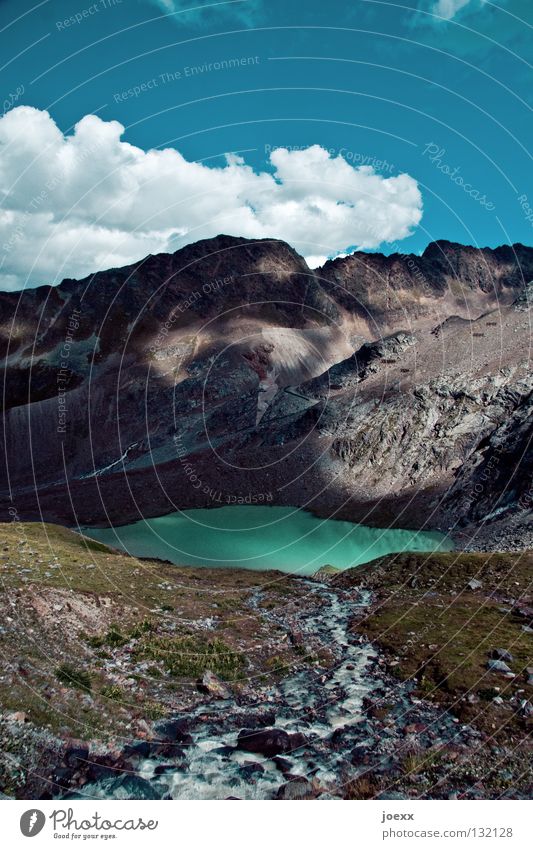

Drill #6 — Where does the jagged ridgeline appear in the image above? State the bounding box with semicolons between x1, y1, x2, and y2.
1;235;532;548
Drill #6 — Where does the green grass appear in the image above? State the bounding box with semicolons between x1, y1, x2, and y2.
144;701;169;720
0;520;304;740
100;684;125;702
342;550;533;736
133;633;244;680
337;549;533;598
55;663;92;691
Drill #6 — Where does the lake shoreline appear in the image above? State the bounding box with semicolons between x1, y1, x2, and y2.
80;504;453;576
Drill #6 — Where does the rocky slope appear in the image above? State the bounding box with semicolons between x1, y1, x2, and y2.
0;236;532;546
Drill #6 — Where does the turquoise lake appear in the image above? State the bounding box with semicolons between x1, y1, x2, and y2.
81;506;452;576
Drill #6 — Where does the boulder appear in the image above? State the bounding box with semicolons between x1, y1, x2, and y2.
7;711;28;723
238;728;290;757
123;741;152;760
196;670;231;699
350;745;371;766
489;648;513;662
235;708;277;729
276;777;313;800
288;732;308;751
239;762;265;781
519;700;533;718
154;718;194;746
86;754;135;783
273;755;293;773
154;763;181;776
153;742;187;760
487;659;512;675
64;742;89;768
74;774;164;800
212;745;236;758
237;728;302;757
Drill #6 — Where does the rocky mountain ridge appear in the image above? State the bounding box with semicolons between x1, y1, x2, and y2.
1;235;532;546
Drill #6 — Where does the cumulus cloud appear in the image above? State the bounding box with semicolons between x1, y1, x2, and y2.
0;107;423;290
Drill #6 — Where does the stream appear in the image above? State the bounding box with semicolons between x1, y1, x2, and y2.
68;580;475;801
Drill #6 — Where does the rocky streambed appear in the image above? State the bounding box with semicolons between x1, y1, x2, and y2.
54;580;485;801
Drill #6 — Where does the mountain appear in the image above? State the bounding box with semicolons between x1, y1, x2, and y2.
1;235;532;548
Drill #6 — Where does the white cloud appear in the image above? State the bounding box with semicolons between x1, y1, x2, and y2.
431;0;470;19
429;0;489;20
0;107;423;290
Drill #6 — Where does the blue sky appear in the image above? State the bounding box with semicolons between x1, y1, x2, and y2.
0;0;531;289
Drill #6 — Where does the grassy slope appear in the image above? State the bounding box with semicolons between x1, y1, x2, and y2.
336;550;533;738
0;521;303;739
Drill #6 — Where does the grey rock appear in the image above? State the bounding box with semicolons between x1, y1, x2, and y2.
196;670;231;699
276;777;313;800
487;659;512;674
64;774;165;800
489;648;513;662
239;762;265;781
154;718;194;746
237;728;307;757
